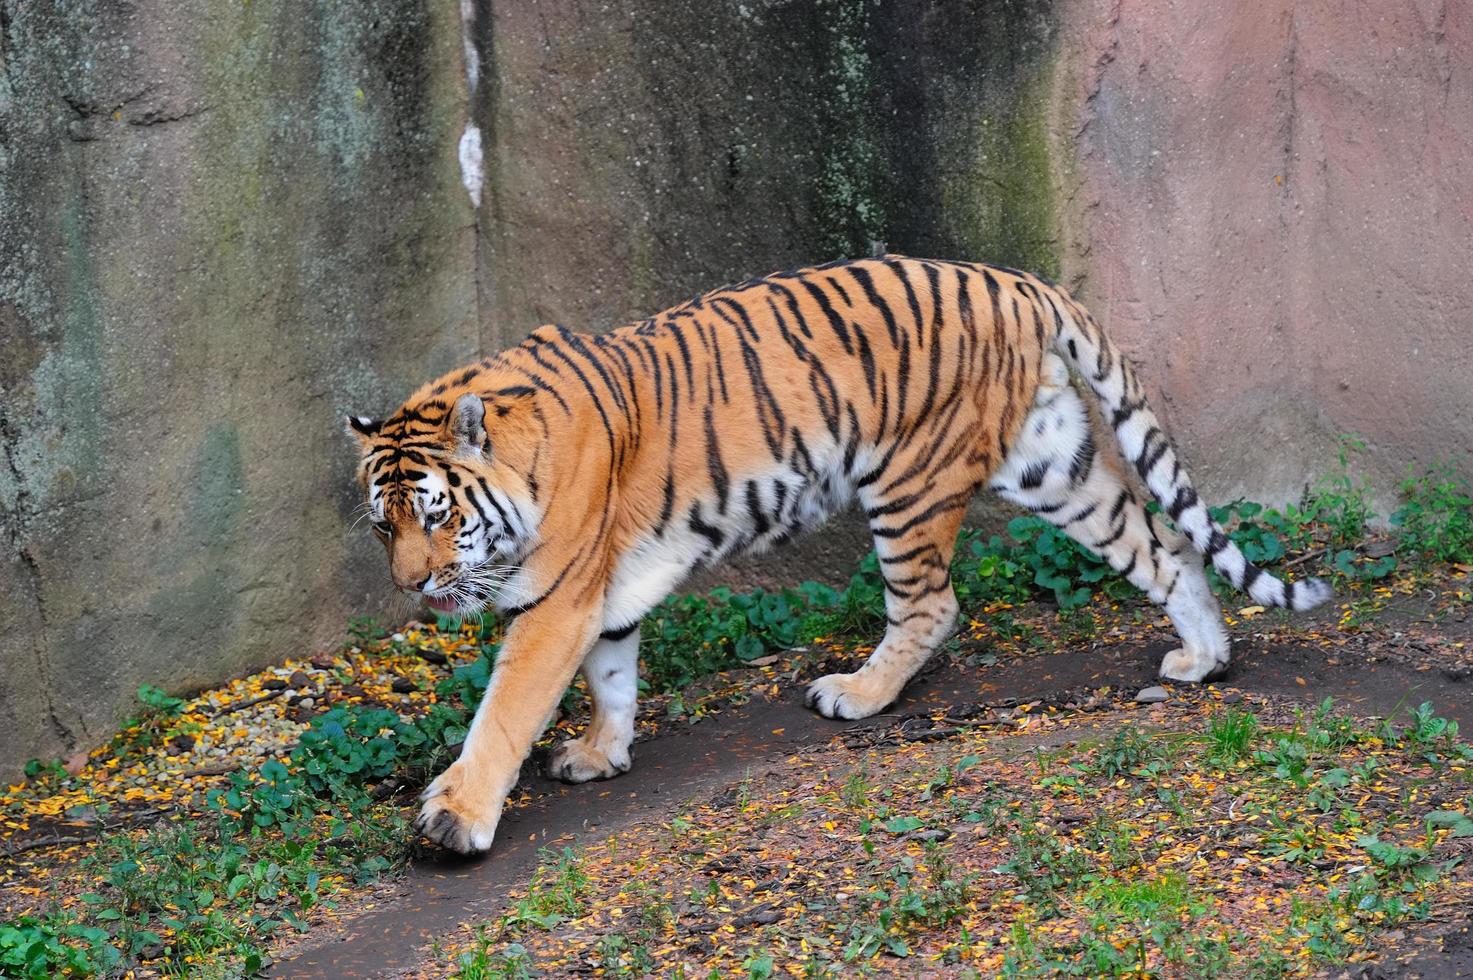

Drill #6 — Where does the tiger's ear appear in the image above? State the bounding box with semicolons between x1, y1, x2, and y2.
345;415;382;449
447;393;488;455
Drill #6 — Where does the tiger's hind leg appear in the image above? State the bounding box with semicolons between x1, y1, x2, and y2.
989;355;1231;682
805;472;975;721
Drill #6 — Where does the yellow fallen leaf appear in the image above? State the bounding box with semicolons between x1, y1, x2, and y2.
1237;605;1266;618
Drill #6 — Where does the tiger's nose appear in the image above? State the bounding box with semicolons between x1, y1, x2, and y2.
393;572;432;592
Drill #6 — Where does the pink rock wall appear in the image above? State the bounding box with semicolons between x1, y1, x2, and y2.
1062;0;1473;506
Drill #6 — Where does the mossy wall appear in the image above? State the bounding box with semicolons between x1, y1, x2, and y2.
0;0;477;775
477;0;1066;343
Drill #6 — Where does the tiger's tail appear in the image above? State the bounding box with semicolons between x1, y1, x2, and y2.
1048;296;1332;612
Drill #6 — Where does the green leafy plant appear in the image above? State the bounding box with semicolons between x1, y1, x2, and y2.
1305;436;1377;551
1425;809;1473;838
502;848;592;932
1392;462;1473;565
0;916;118;979
1002;517;1117;610
1356;835;1442;891
136;684;186;718
1081;727;1161;780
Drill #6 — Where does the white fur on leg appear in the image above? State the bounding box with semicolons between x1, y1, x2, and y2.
1159;646;1226;683
549;626;639;783
1159;557;1230;682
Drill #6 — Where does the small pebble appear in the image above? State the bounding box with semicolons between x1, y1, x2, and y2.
263;679;288;691
391;677;416;694
1135;685;1169;704
288;670;311;689
1222;691;1244;704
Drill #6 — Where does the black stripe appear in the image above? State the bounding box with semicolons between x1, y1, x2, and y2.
847;265;901;348
1019;460;1051;490
797;279;852;353
688;503;725;551
599;621;640;641
1094;520;1127;549
1167;486;1199;522
703;406;730;514
1065;501;1098;525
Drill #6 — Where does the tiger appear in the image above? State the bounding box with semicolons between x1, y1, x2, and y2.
346;255;1331;854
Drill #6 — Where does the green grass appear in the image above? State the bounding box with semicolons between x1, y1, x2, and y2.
500;848;592;932
1203;708;1259;766
450;848;594;976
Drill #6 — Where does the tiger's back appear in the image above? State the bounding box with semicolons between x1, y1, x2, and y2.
488;257;1053;630
348;256;1330;854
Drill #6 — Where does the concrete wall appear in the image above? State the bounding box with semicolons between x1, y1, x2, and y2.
3;0;1470;775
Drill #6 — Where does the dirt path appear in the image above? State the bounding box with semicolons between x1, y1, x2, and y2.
273;633;1473;978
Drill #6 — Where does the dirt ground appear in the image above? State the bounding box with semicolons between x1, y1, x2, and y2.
266;587;1473;978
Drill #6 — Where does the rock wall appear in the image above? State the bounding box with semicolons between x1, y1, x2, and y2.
2;0;1470;775
0;0;479;772
1057;0;1473;508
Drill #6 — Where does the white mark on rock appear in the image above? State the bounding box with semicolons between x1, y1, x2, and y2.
459;123;483;208
459;0;479;93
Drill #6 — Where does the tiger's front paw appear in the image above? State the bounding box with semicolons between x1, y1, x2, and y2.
804;671;894;720
547;736;632;783
414;760;503;855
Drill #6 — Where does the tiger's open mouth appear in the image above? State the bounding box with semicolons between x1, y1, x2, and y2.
424;594;460;613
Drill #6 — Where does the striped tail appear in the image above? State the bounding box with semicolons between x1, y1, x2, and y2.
1047;296;1332;612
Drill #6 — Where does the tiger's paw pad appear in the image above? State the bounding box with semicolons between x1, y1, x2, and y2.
548;738;631;784
804;672;893;720
1158;646;1229;684
414;764;500;855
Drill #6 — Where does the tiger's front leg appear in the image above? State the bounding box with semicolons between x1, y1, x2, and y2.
415;597;603;854
548;623;640;783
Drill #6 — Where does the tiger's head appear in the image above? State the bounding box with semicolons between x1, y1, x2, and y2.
347;392;537;617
